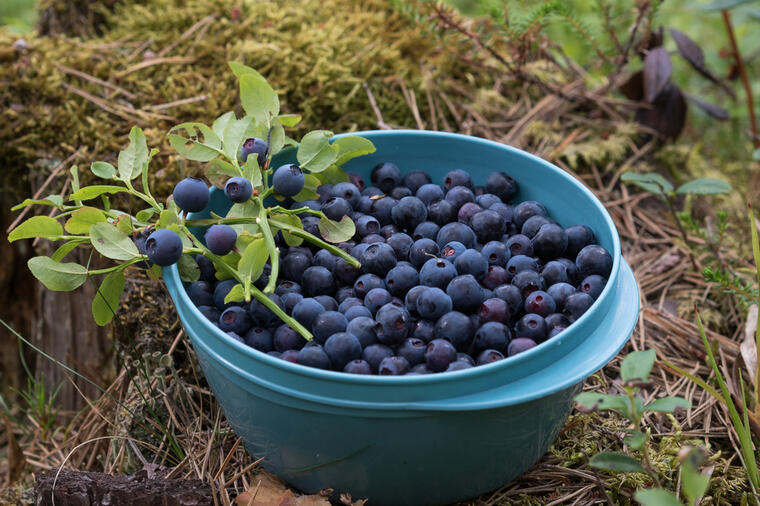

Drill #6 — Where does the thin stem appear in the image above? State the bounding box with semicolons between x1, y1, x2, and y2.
722;10;759;148
268;205;322;218
268;218;360;268
87;257;145;275
625;387;662;487
259;187;274;199
665;195;700;271
254;200;280;294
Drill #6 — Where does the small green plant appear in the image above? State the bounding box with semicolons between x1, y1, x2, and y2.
575;349;706;505
6;62;373;341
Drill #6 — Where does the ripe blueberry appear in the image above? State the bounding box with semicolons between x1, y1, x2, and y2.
370;162;402;193
173;178;209;212
145;229;183;266
224;177;253;203
272;164;305;197
240;137;268;167
204;224;237;256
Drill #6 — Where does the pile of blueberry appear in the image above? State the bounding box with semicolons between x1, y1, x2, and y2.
185;162;612;375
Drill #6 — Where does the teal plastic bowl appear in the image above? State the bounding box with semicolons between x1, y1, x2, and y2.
164;130;639;505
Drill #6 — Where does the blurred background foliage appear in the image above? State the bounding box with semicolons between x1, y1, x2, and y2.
0;0;37;33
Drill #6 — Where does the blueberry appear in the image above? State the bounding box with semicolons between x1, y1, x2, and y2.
441;241;466;262
315;295;339;312
403;170;432;193
240;137;268;167
333;258;360;286
280;293;303;314
454;249;488;280
280;349;300;362
446;274;484;312
173;177;209;212
579;275;606;300
345;305;373;321
419;258;458;289
356;196;375;214
339;296;363;314
370;162;402;193
545;313;571;330
390;186;413;200
425;338;457;372
473;321;511;353
492;284;523;315
187;281;214;307
347;316;379;347
546;283;576;312
409;238;440;268
317;184;333;203
427;199;458;226
302;266;335;296
532;223;568;260
405;285;426;313
511;270;546;297
563;292;595;322
508;337;537;356
457;202;483;225
481;241;510;266
387;233;414;260
198;305;221;323
557;257;579;284
224;176;253;203
375;302;412;345
365;287;393;315
520;215;550;239
471;210;506;243
476;349;505;366
478;298;511;324
416;287;453;320
397;338;427;366
363;343;394;372
411;363;433;374
353;273;385;299
513;201;547;229
272;164;305;197
226;331;245;344
371;196;398;226
356;215;381;237
311;311;348;344
436;222;476;249
476;193;502;209
298;343;332;369
292;200;322;216
349;173;365;191
392;196;428;231
145;229;183;266
576;245;613;279
301;216;321;238
335;286;355;303
219;306;252;335
378;356;411;375
565;225;595;260
276;281;302;296
292;298;324;329
205;225;237;256
248;293;283;327
244;327;273;352
324;332;362;370
384;264;420;297
444;185;475;210
281;252;311;283
489;203;514;223
362;233;386;245
361;242;397;277
541;260;571;286
311;251;336;272
505;234;534;257
267;351;283;359
194;254;215;282
446;360;473;372
344;359;373;374
380;225;400;239
482;266;509;290
548;327;564;339
485;172;519;203
411;319;436;343
524;290;556;317
330;182;361;208
362;186;383;197
515;313;548;342
443;169;472;191
322;197;353;221
213;279;242;310
433;311;474;351
413;221;440;241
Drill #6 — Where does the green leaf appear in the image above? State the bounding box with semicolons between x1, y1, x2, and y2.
224;283;245;304
624;431;647;450
621;349;657;383
115;214;133;235
590;452;646;473
136;208;156;223
211;111;235;140
89;222;140;260
206;158;241;188
28;256;87;291
270;213;304;246
620;172;674;195
269;121;286;157
69;185;127;201
278;114;301;127
242;156;262;189
574;392;630;415
333;136;376;166
158;209;180;228
220;114;253;164
292;174;321;202
91;161;116;179
297;130;339;173
91;270;125;326
177;254;200;282
634;489;683;506
118;126;149;182
11;196;63;211
228;61;266;80
226;201;259;235
169;122;223;162
703;0;755;10
51;240;82;261
8;216;63;242
64;206;107;234
643;396;690;413
238;238;269;283
754;148;760;160
676;178;731;195
316;164;350;184
70;165;80;197
682;449;710;505
318;215;355;243
239;73;280;124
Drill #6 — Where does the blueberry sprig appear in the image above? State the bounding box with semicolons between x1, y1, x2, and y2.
7;62;374;339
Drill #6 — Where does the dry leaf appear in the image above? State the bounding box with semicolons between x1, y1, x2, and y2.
741;304;758;383
234;471;330;506
643;47;672;103
651;252;681;274
4;415;25;484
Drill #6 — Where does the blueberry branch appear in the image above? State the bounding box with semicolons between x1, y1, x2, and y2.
268;218;361;268
267;205;322;218
253;200;280;295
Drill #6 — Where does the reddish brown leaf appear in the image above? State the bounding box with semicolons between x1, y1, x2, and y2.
234;472;331;505
619;71;644;101
670;28;736;98
683;92;729;120
643;47;672;103
635;83;687;139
